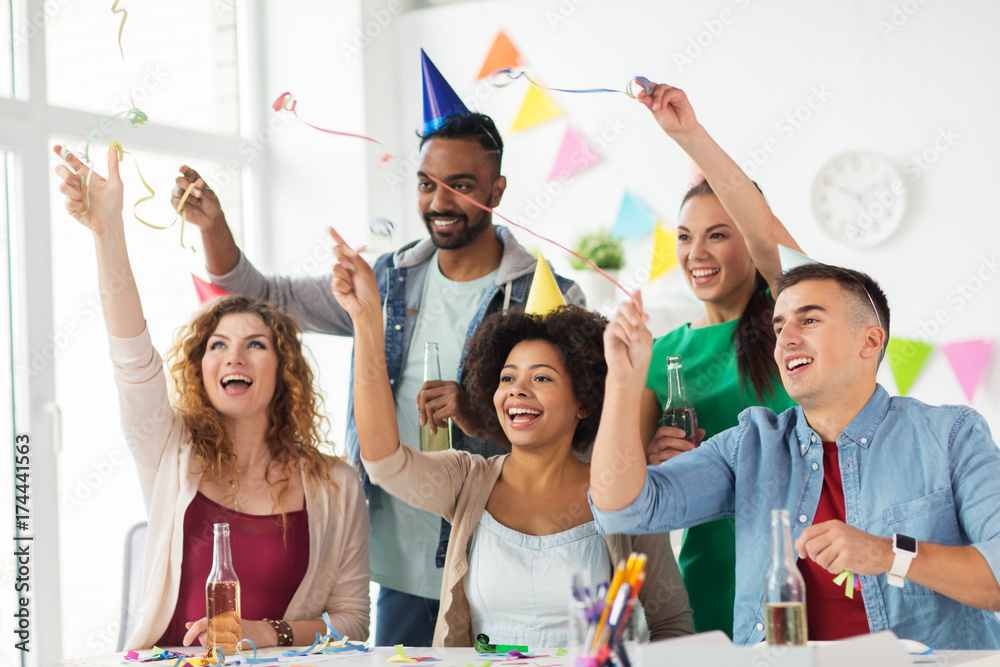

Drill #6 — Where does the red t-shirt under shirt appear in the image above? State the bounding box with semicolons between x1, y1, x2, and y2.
796;442;870;640
157;491;310;646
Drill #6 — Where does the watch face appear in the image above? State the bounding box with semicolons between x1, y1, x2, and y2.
811;151;908;247
895;533;917;553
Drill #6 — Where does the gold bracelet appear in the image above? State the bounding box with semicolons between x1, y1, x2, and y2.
263;618;293;647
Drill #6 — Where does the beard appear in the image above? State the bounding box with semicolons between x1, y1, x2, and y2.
423;207;492;250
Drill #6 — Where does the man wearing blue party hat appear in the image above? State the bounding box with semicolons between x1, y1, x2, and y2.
171;49;583;646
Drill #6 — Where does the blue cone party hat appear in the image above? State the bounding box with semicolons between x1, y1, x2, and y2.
422;49;470;135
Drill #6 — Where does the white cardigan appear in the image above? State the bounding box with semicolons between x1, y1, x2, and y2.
110;327;371;649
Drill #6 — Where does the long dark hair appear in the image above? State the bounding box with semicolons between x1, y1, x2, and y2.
681;180;779;402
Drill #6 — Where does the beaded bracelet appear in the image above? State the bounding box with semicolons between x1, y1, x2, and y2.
264;618;293;647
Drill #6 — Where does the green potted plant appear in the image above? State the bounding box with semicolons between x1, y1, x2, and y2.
570;230;624;309
570;230;625;271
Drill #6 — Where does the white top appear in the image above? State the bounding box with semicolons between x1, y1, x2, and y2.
370;252;498;598
464;511;612;648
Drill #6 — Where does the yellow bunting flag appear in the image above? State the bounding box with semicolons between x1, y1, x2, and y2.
649;223;677;281
887;337;934;396
525;252;566;316
510;85;562;131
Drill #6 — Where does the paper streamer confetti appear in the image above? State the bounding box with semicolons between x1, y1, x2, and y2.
273;93;392;166
272;94;634;300
833;570;862;599
487;69;652;99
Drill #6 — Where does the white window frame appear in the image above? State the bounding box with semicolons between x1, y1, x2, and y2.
1;2;271;664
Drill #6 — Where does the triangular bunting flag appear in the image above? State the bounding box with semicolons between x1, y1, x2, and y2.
611;191;658;240
940;339;995;402
510;84;562;131
192;274;229;305
778;245;818;273
476;30;524;80
649;223;678;281
547;125;601;181
887;337;934;396
524;252;566;316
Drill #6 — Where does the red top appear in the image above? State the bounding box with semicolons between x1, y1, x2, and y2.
157;491;310;646
797;442;870;640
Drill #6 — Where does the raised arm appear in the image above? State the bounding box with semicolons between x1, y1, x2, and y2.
54;145;145;338
638;83;803;290
329;229;401;463
171;165;240;275
590;293;653;512
173;166;356;336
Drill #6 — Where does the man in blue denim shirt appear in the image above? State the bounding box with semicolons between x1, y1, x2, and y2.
173;114;583;645
592;264;1000;649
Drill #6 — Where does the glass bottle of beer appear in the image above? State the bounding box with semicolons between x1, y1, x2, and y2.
206;522;241;654
659;355;698;445
764;509;808;645
420;342;452;451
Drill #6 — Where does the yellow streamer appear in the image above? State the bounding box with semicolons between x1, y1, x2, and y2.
110;0;128;61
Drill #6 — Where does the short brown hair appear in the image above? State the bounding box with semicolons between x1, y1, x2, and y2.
462;305;608;451
775;264;891;360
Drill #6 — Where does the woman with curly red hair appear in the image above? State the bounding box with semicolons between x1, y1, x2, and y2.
53;146;370;650
331;229;692;647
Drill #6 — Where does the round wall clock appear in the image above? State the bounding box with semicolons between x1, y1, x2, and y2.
810;151;908;246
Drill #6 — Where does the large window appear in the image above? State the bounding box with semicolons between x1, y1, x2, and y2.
0;1;254;664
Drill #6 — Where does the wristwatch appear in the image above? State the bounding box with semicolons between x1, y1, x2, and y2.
888;533;917;587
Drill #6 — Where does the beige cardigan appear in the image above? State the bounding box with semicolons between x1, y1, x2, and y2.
110;327;371;649
363;446;693;646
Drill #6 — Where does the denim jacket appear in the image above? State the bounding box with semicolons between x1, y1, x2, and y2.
590;384;1000;649
210;226;584;566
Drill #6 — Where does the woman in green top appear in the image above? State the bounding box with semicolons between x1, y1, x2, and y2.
634;82;805;638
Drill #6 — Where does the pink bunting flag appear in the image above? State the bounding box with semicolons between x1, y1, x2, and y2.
547;125;602;181
192;274;229;305
940;339;995;402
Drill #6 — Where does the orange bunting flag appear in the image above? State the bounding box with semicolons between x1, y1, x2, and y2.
476;30;525;80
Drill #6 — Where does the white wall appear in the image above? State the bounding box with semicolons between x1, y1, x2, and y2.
339;0;1000;428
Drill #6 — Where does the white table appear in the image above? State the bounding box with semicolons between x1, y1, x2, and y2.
59;646;576;666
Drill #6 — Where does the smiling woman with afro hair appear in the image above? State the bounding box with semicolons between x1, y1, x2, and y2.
461;305;608;452
333;230;694;648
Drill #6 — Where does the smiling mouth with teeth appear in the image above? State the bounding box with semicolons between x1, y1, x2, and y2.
507;406;542;423
691;268;720;278
786;357;814;371
221;373;254;390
